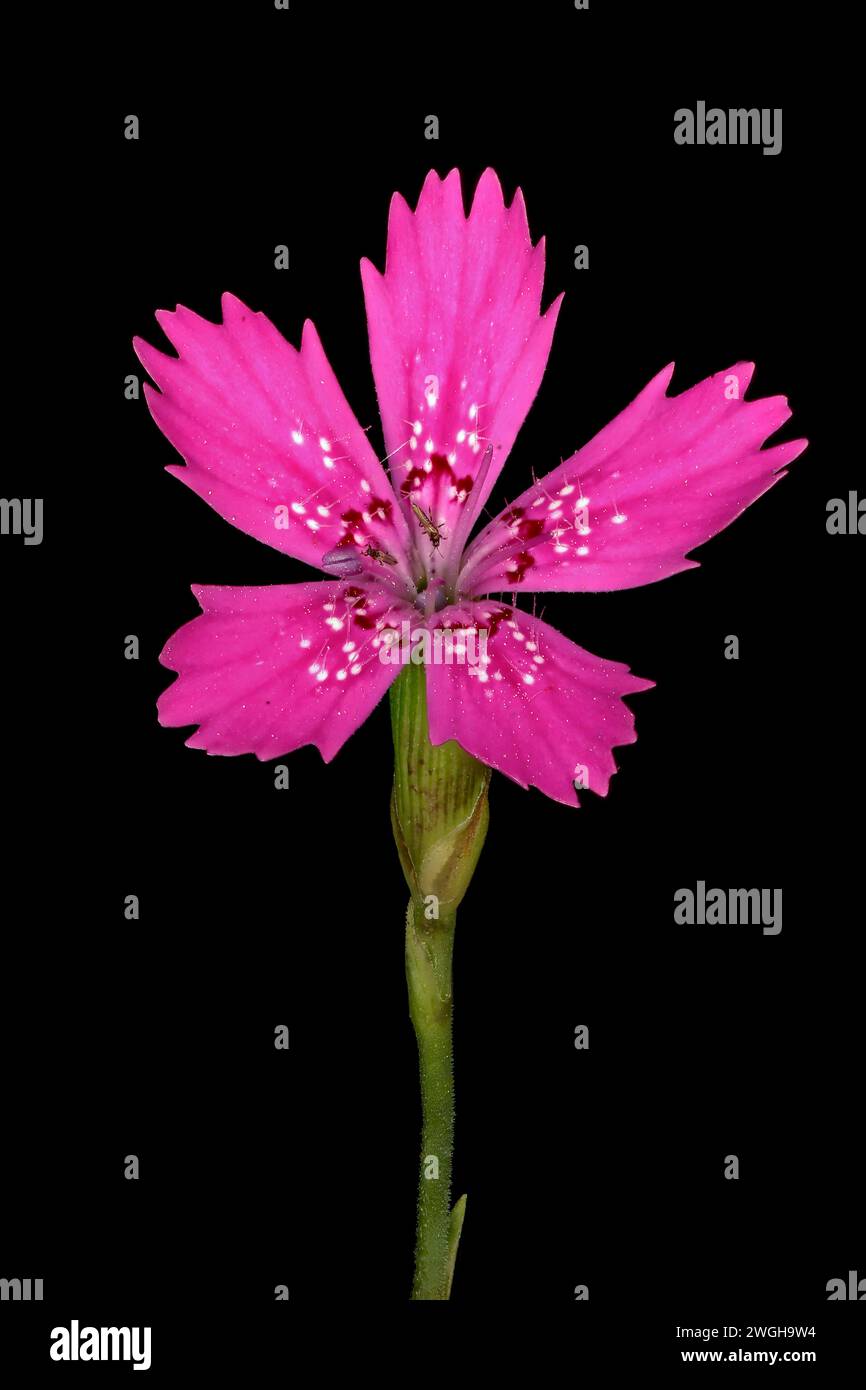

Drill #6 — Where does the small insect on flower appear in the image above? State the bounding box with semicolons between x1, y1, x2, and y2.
411;502;447;550
362;543;399;566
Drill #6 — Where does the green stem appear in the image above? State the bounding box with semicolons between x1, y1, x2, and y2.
390;662;490;1300
406;897;456;1300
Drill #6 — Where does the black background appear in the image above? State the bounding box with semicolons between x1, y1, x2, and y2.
2;3;862;1377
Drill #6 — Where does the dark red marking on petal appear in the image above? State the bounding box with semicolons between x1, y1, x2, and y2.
502;506;545;540
368;495;394;522
506;552;536;583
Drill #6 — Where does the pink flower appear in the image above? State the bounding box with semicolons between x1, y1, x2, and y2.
134;169;807;806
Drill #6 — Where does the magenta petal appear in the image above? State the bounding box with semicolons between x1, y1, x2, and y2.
134;295;411;576
463;362;808;594
424;603;653;806
361;168;562;543
158;580;415;761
